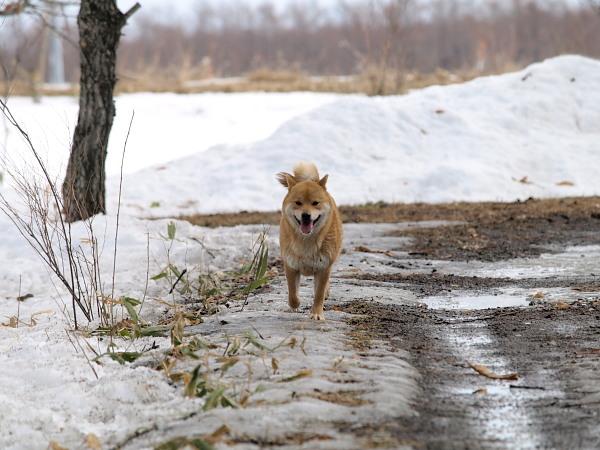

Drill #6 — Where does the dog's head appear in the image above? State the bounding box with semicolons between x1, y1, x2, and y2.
278;172;331;236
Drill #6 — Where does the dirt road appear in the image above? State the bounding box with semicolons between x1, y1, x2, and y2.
338;197;600;449
178;197;600;449
344;302;600;449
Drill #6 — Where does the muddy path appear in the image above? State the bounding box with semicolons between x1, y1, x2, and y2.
335;198;600;448
180;197;600;448
343;302;600;449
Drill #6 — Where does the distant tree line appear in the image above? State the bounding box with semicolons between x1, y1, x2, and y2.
2;0;600;86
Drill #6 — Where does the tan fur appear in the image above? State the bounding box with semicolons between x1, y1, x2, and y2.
277;162;343;320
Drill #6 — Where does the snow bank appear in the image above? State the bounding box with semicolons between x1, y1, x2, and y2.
114;55;600;217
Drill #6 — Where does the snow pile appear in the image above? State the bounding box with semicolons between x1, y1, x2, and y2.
1;91;341;180
114;55;600;217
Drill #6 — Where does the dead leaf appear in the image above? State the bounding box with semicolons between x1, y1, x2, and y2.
16;293;33;301
281;369;312;382
575;348;600;356
532;291;544;299
518;176;533;184
29;310;54;327
356;245;378;253
49;442;69;450
466;227;478;238
299;390;371;406
555;301;570;309
3;317;18;328
473;388;488;395
204;425;231;444
271;357;279;372
556;181;575;186
435;109;445;114
467;362;518;380
572;286;600;292
354;245;395;257
86;433;102;450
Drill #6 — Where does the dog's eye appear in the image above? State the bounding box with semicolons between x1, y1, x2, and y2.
295;201;302;206
312;201;319;206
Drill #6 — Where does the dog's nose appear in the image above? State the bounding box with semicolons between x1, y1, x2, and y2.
301;212;311;222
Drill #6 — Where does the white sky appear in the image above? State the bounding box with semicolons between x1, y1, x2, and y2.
118;0;348;25
117;0;585;27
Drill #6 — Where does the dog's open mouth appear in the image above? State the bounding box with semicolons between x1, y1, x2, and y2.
297;215;320;234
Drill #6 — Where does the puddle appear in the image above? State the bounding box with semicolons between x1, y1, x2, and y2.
423;293;529;310
441;245;600;280
423;285;600;310
340;224;599;310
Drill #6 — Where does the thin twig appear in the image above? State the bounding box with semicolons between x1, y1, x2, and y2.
191;237;216;258
64;329;98;379
169;268;188;294
111;112;133;301
16;275;22;328
138;232;151;318
251;325;264;340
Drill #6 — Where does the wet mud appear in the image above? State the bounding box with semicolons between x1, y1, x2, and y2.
338;196;600;448
343;301;600;449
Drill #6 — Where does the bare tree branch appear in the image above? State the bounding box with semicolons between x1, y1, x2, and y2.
124;2;141;21
589;0;600;15
0;0;78;16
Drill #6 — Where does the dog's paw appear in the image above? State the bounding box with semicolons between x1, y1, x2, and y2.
288;297;301;309
308;312;325;321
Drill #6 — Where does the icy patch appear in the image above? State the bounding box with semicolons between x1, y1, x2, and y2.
424;293;530;310
436;245;600;280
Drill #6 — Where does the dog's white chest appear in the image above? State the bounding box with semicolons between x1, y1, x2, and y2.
284;248;330;275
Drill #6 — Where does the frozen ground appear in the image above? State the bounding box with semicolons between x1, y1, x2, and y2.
0;55;599;448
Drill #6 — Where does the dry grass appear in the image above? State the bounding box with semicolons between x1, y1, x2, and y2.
2;64;505;98
0;79;79;98
121;66;483;96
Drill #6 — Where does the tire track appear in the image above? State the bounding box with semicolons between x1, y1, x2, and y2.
344;302;600;449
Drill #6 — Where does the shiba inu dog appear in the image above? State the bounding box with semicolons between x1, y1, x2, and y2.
277;162;343;320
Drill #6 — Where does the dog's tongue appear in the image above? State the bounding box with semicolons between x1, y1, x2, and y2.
300;220;314;234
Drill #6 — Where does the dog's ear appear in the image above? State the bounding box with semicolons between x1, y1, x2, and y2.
318;174;329;189
277;172;297;188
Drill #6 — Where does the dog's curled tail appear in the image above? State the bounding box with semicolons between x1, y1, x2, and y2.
277;161;320;187
293;161;320;182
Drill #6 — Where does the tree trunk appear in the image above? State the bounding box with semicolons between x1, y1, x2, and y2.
62;0;132;222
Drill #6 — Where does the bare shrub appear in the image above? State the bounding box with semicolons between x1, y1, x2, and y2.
0;99;124;328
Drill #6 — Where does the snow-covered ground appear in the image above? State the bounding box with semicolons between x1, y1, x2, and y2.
0;55;599;449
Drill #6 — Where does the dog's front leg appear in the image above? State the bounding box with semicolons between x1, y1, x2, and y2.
310;267;332;320
284;263;301;310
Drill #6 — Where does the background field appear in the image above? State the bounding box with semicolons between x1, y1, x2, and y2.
2;0;600;97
